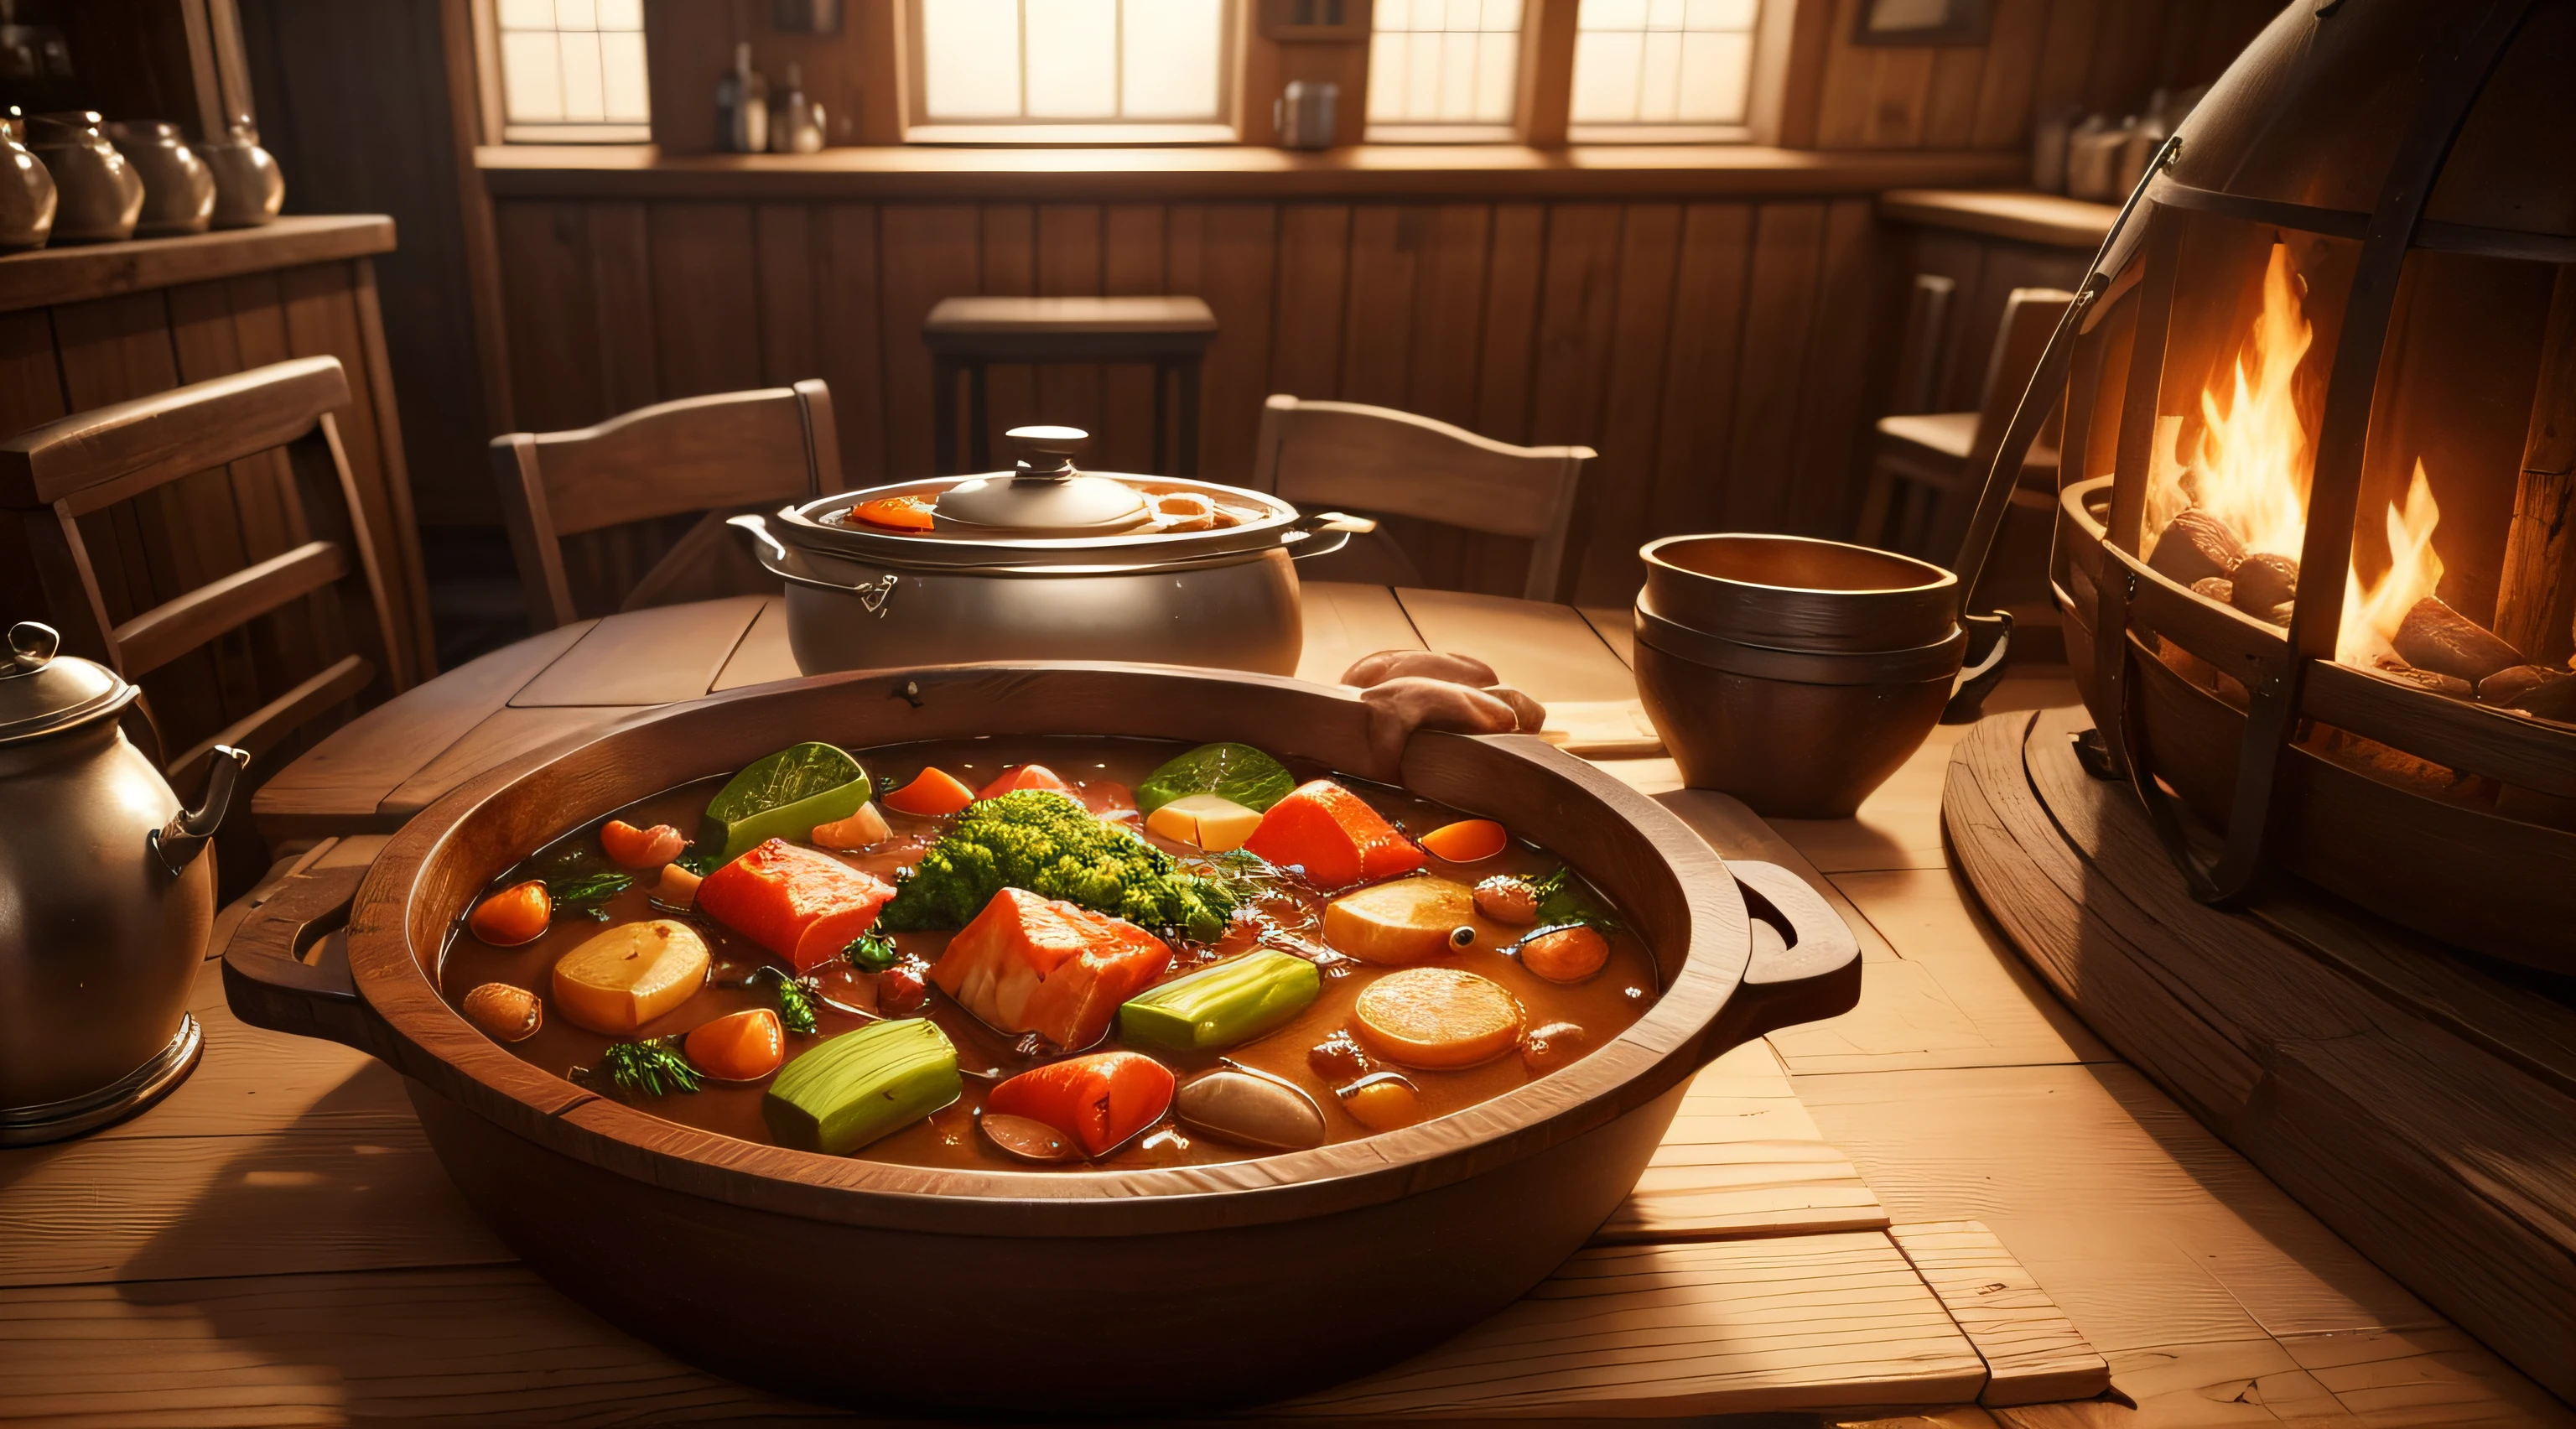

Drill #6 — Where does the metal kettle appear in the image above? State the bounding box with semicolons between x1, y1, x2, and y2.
0;621;247;1144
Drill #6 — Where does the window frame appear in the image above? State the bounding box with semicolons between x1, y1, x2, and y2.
482;0;655;145
899;0;1244;146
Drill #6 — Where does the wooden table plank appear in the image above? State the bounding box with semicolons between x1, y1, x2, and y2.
1270;1232;1987;1419
1395;587;1637;703
378;706;655;818
510;595;768;707
1596;1040;1888;1245
1886;1221;2110;1407
249;621;595;839
709;596;800;692
1579;605;1634;667
1296;579;1424;684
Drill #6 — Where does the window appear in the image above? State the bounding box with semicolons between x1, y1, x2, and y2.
494;0;651;143
912;0;1230;133
1367;0;1524;135
1569;0;1761;138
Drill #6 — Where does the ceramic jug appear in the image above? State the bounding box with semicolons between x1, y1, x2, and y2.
23;111;141;242
200;120;283;227
0;112;55;250
106;120;215;236
0;621;247;1144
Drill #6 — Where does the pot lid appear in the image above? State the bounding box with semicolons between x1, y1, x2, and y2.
932;426;1149;535
0;621;137;745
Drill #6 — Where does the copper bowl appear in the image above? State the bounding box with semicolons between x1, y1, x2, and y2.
1642;533;1958;652
1633;600;1964;818
221;663;1859;1416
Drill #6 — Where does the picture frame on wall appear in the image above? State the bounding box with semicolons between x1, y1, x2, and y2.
1852;0;1992;45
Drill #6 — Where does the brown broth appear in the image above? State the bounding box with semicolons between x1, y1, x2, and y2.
439;735;1658;1172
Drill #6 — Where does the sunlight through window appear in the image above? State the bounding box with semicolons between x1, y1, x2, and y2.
1571;0;1758;129
918;0;1227;122
1367;0;1524;127
496;0;651;143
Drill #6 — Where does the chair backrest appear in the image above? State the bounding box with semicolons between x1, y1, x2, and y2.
1248;395;1594;602
492;380;839;631
1966;288;2075;475
1888;273;1957;417
0;355;407;791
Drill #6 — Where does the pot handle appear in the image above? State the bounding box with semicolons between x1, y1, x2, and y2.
221;861;373;1052
1284;510;1375;564
1695;860;1862;1066
1939;610;2013;725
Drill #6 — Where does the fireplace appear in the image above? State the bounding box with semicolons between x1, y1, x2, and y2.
2045;0;2576;971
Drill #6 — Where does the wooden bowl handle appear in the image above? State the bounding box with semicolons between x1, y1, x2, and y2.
221;862;376;1052
1696;860;1862;1064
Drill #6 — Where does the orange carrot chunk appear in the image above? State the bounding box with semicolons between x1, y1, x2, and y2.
883;766;977;818
468;880;551;947
1419;818;1507;864
975;763;1077;801
684;1007;787;1081
696;839;896;975
987;1051;1175;1157
928;888;1172;1050
852;495;936;531
1242;780;1426;889
600;818;686;869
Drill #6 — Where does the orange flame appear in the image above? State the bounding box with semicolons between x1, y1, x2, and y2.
2143;243;2445;666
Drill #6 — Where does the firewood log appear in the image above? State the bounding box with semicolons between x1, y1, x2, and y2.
2148;509;2246;587
2478;663;2566;706
2392;597;2527;683
2190;576;2235;604
2230;553;2298;613
2511;670;2576;723
2371;654;2474;699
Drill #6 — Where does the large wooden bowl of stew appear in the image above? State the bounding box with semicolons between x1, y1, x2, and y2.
222;663;1857;1416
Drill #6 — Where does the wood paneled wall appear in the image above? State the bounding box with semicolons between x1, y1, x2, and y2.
1805;0;2282;151
491;194;1881;605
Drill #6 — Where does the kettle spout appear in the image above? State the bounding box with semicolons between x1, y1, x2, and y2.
153;745;250;876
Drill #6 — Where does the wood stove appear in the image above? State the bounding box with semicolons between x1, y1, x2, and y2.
2038;0;2576;971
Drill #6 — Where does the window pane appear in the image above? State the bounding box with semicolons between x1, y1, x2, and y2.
497;0;555;30
558;30;607;121
600;30;650;121
922;0;1024;117
1026;0;1118;117
596;0;645;28
1368;0;1522;123
499;0;651;140
500;30;564;122
553;0;599;29
1124;0;1223;117
1571;0;1758;129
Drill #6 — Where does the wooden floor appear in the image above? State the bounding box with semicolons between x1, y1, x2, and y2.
12;587;2570;1426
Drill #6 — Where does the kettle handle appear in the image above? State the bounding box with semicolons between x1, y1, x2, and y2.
221;860;372;1052
1690;860;1862;1067
153;744;248;876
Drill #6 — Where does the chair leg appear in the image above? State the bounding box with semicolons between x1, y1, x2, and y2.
1151;359;1171;475
1176;358;1202;477
933;357;959;475
968;361;992;471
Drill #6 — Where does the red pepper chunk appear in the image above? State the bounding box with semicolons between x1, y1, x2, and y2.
696;839;896;974
987;1052;1175;1158
975;763;1077;801
928;889;1171;1050
1242;780;1426;889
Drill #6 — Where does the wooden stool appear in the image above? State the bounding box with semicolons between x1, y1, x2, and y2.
923;296;1217;475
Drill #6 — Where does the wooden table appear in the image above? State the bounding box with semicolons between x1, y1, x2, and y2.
13;590;2567;1426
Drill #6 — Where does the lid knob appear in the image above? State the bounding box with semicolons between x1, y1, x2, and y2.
1007;425;1090;484
7;621;58;675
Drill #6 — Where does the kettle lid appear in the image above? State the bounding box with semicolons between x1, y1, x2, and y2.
0;621;137;745
932;426;1149;536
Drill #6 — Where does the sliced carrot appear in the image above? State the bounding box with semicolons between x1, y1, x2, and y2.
1519;925;1609;984
987;1051;1175;1157
600;818;685;869
884;766;977;817
929;888;1171;1049
685;1007;787;1081
975;763;1076;801
1419;818;1507;864
1352;967;1524;1069
853;494;936;531
695;839;896;974
468;880;550;947
1242;780;1426;888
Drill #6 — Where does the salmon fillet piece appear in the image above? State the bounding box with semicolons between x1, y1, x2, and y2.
928;888;1172;1049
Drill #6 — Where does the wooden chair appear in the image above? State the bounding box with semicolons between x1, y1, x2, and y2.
0;355;408;798
1857;285;2073;560
491;380;839;631
924;296;1216;475
1249;395;1594;602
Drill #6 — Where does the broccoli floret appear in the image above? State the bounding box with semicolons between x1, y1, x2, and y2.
880;790;1238;943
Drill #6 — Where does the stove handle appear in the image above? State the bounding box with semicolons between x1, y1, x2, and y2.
221;861;372;1052
1695;859;1862;1064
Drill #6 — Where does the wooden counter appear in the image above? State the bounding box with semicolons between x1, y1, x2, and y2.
1879;188;2118;252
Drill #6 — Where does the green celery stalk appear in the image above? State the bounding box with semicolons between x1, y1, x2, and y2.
1118;949;1320;1053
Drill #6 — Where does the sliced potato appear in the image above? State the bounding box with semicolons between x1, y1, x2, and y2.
1352;966;1524;1069
1323;876;1477;964
549;918;710;1035
1143;792;1263;853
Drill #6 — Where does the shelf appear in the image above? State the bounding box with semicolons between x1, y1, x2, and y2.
475;143;2028;201
1878;188;2116;251
0;215;397;314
